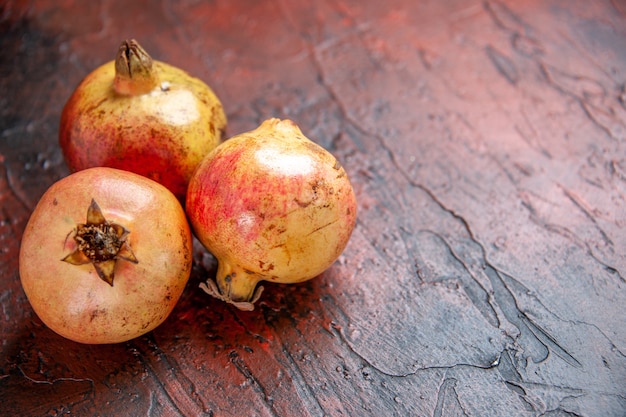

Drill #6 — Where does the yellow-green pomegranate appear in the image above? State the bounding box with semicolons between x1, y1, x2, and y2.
59;39;227;201
186;118;357;310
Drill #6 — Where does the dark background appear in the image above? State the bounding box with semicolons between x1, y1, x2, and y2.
1;1;625;416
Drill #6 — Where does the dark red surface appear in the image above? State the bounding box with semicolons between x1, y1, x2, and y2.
1;1;625;416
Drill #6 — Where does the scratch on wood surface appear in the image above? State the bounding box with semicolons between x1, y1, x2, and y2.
433;378;469;417
519;315;582;369
559;184;614;246
412;229;499;328
129;338;212;417
540;62;626;141
0;159;32;214
228;350;279;416
485;45;519;85
277;345;331;417
483;0;530;34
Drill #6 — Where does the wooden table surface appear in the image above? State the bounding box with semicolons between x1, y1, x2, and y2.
1;1;625;416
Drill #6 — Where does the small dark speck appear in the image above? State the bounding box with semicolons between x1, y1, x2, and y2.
89;308;106;322
619;84;626;107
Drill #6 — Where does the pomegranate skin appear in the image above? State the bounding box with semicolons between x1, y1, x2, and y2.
59;40;227;202
186;118;357;309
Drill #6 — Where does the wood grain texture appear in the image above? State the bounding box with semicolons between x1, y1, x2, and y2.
1;1;625;416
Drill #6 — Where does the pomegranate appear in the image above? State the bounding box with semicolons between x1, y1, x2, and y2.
19;167;192;344
186;118;357;310
59;39;227;201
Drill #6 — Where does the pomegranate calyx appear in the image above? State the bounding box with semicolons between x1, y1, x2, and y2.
62;199;138;286
114;39;159;96
199;279;264;311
